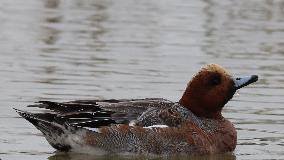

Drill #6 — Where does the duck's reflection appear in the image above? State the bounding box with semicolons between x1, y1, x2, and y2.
48;152;236;160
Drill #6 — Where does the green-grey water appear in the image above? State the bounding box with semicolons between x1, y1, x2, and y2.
0;0;283;159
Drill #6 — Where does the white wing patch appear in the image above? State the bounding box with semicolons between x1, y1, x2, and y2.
129;120;138;126
143;125;168;129
84;127;101;133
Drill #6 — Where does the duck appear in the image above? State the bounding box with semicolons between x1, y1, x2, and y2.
15;64;258;155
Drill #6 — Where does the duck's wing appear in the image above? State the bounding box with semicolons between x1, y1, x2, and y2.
24;98;175;129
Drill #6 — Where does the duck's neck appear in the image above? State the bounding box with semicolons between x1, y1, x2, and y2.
179;92;223;120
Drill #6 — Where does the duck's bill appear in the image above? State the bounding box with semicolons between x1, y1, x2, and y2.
234;75;258;90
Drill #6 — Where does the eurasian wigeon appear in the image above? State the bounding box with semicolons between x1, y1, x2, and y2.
15;64;258;155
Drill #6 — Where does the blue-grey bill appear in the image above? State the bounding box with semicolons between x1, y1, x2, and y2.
234;75;258;90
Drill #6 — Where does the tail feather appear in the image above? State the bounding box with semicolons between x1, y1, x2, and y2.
14;108;57;124
14;108;75;151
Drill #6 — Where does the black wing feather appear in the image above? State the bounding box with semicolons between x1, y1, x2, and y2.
20;98;174;129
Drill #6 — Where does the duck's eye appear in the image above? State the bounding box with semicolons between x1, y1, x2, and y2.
209;75;221;86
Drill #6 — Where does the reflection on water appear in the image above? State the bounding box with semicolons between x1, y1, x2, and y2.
0;0;283;160
48;152;236;160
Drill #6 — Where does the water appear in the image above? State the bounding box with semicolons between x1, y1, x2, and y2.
0;0;283;159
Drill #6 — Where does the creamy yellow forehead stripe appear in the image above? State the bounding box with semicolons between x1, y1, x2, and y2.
202;64;232;77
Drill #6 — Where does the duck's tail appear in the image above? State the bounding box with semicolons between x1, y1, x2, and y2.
14;108;85;151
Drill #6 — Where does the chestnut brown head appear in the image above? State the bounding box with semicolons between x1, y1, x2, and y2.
179;64;258;119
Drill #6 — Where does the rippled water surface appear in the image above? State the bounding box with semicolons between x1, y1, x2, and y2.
0;0;284;159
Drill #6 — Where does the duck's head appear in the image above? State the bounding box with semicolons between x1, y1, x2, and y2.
179;64;258;119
